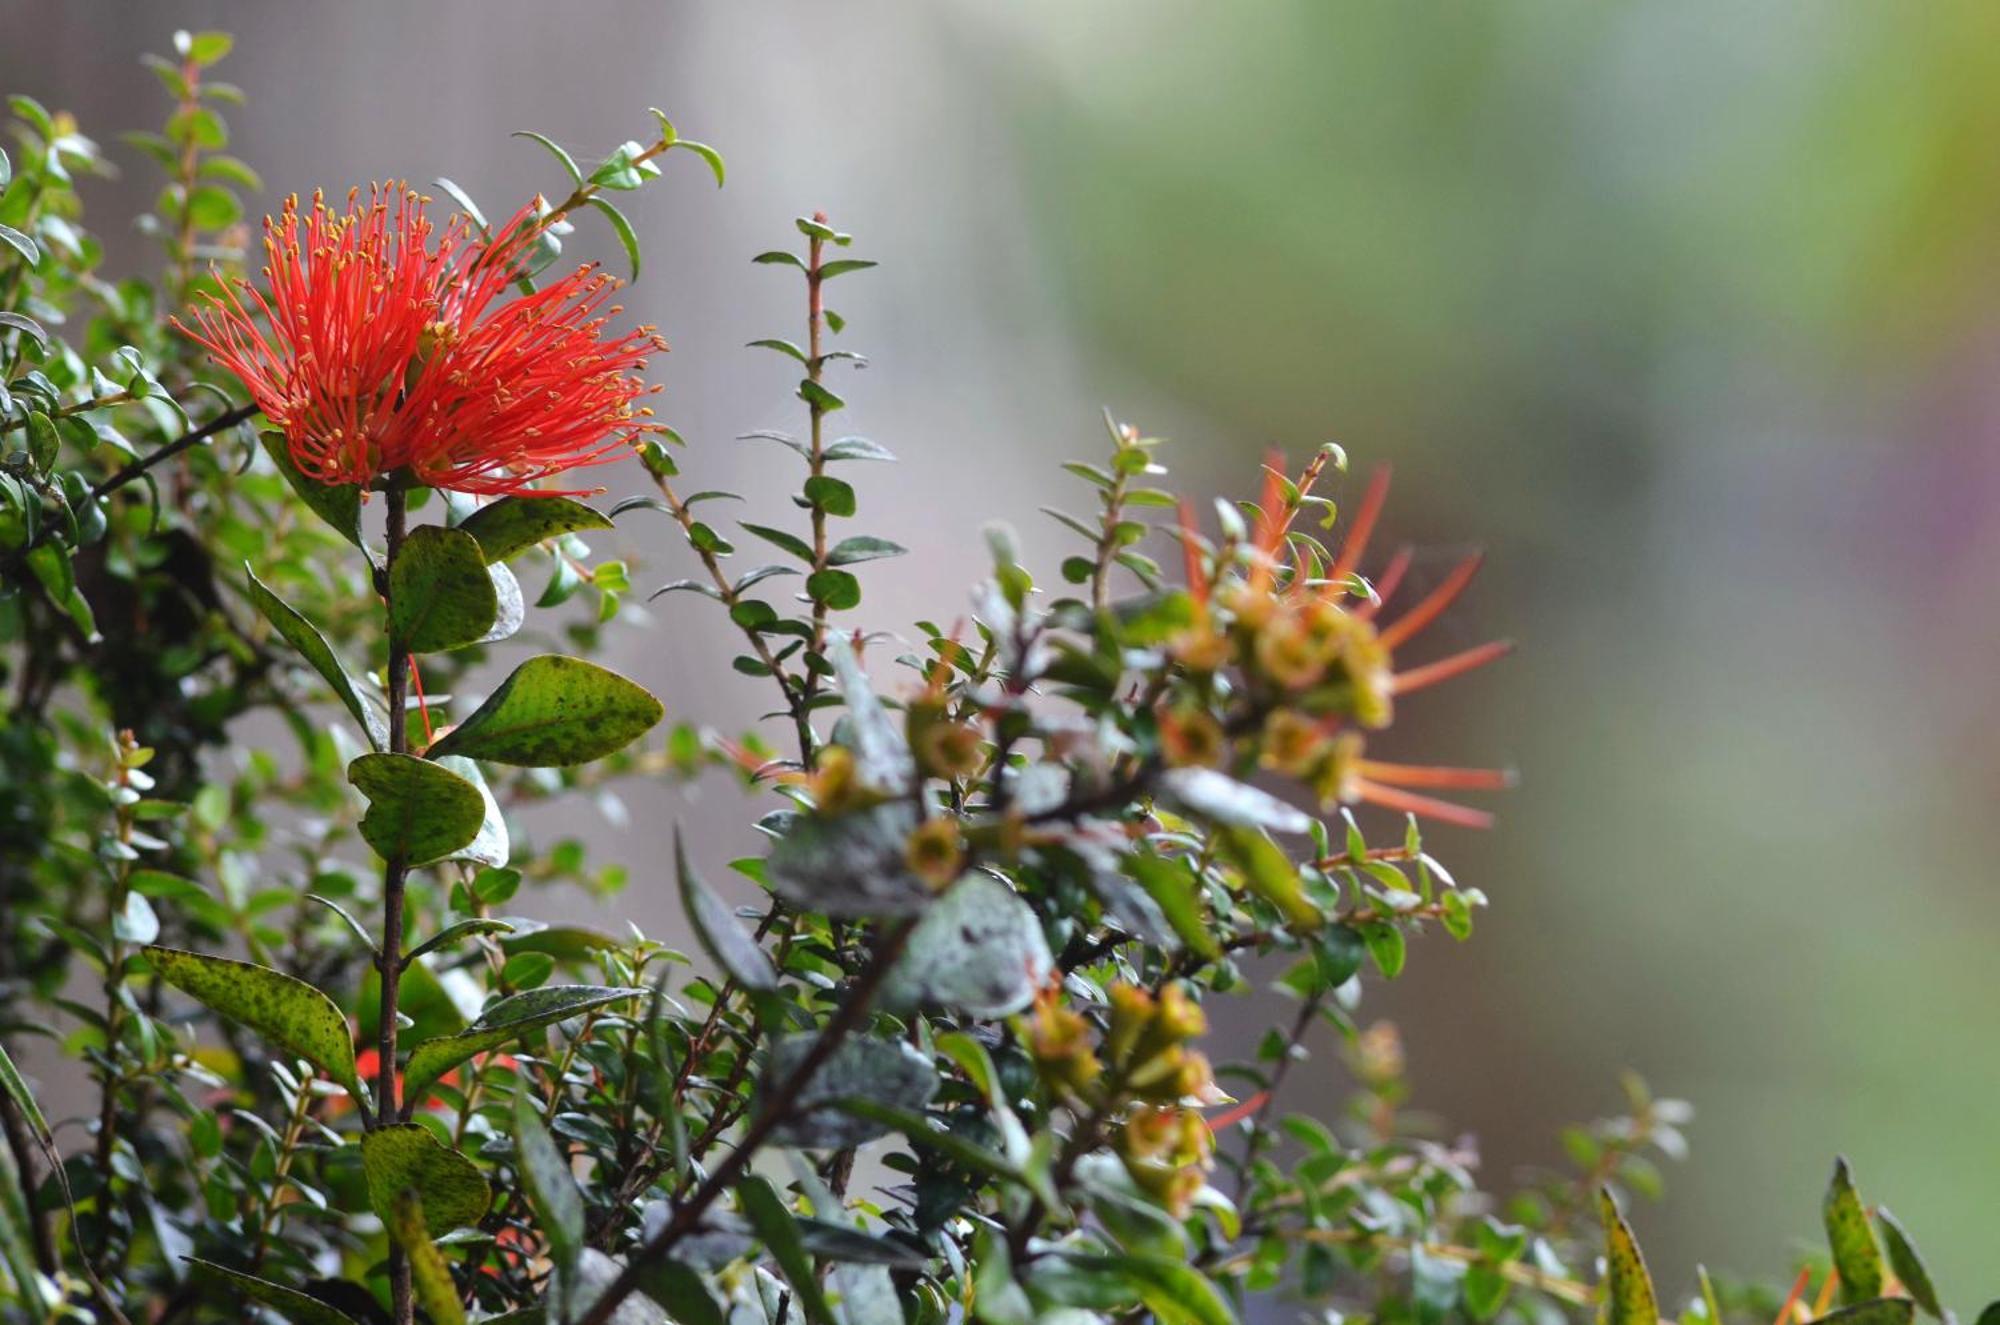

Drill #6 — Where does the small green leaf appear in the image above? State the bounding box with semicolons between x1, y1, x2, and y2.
427;655;664;766
0;223;40;266
678;829;776;990
1217;826;1322;933
802;474;855;516
387;1190;468;1325
348;753;486;867
806;568;861;610
1126;853;1219;960
587;196;642;279
514;1093;584;1299
823;436;896;463
186;1260;362;1325
1816;1304;1916;1325
826;535;905;566
1598;1188;1659;1325
147;946;362;1101
262;431;363;549
401;985;643;1102
1875;1208;1941;1319
245;565;388;748
738;1175;835;1325
390;525;499;653
361;1124;490;1235
458;495;612;563
0;1040;51;1164
512;129;583;185
740;521;815;563
819;259;877;279
1824;1157;1885;1303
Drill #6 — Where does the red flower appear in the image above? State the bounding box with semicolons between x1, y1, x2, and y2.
177;183;666;496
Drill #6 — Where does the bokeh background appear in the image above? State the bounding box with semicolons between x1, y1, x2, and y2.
6;0;1999;1306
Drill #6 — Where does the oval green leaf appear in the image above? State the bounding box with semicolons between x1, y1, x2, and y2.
390;525;499;653
458;495;612;564
360;1124;490;1235
147;946;362;1101
427;655;664;766
348;753;486;867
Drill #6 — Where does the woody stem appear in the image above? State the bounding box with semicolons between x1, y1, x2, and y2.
377;481;414;1324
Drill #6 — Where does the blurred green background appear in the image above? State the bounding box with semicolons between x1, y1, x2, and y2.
6;0;1998;1305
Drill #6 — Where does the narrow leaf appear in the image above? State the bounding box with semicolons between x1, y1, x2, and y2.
402;985;642;1102
185;1260;362;1325
678;830;776;990
245;565;388;748
738;1175;835;1325
1598;1188;1659;1325
1824;1157;1885;1303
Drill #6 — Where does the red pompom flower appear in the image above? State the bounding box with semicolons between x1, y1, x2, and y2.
177;183;666;496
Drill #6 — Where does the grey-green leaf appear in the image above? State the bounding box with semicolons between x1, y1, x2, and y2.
738;1176;835;1325
1824;1157;1885;1303
826;536;906;566
245;565;388;748
402;984;643;1102
390;525;499;653
458;495;612;563
1159;768;1313;835
766;1035;936;1149
434;754;509;869
349;753;486;867
678;830;775;990
147;946;362;1101
884;873;1051;1018
1875;1208;1942;1319
427;655;664;766
186;1260;362;1325
767;805;935;919
514;1092;584;1294
360;1124;491;1235
828;636;912;791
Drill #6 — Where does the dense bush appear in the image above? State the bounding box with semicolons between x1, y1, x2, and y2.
0;30;1978;1325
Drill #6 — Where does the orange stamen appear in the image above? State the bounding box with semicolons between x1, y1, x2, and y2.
1356;760;1514;791
406;656;434;745
1389;639;1515;695
1328;465;1392;584
1354;544;1412;620
1176;499;1210;604
1354;779;1495;830
1205;1090;1270;1132
1376;553;1483;650
1772;1268;1812;1325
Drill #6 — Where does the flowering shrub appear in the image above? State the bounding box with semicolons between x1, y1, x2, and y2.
0;29;1979;1325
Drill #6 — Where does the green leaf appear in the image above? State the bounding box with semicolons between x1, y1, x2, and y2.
361;1124;490;1235
823;436;896;463
184;30;235;63
833;1098;1021;1183
1126;853;1219;960
0;223;40;266
348;753;486;867
388;1190;468;1325
0;1042;50;1159
1360;921;1405;978
1090;1257;1237;1325
1217;826;1322;933
818;259;877;279
405;917;515;967
261;431;362;549
1875;1208;1941;1319
147;946;362;1101
802;474;855;516
512;130;583;185
588;196;643;279
1824;1157;1885;1303
738;1175;835;1325
826;535;905;566
1816;1304;1916;1325
402;985;643;1102
244;564;388;748
427;655;664;766
514;1093;584;1302
740;521;815;563
884;873;1051;1017
390;525;499;653
806;568;861;610
678;830;776;990
458;495;612;563
674;138;726;187
1598;1188;1659;1325
186;1260;362;1325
